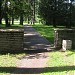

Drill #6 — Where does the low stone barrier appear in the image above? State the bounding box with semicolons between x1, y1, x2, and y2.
54;29;75;49
0;29;24;52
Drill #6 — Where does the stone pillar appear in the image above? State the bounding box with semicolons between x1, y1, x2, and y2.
54;29;75;49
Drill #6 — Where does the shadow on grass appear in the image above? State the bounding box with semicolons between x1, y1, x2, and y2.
0;24;24;29
0;26;24;29
0;66;74;74
45;66;75;72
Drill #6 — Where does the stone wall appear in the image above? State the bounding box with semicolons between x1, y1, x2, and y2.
54;29;75;49
0;29;24;52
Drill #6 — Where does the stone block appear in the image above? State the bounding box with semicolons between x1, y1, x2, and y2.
62;40;72;51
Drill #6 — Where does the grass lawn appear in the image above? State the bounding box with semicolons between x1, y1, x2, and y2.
0;24;24;29
43;51;75;75
0;20;25;29
0;53;26;75
33;24;75;75
33;24;54;43
1;20;27;28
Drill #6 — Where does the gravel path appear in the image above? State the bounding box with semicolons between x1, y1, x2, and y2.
10;25;52;75
11;52;49;75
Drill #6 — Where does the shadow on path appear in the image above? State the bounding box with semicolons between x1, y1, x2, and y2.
0;66;74;74
24;25;53;51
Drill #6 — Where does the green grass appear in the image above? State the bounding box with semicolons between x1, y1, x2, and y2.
33;24;54;43
43;51;75;75
0;21;25;29
0;53;26;75
1;20;27;27
33;24;75;75
0;24;24;29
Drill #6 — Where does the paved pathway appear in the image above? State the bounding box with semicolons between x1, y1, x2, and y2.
24;25;52;51
11;25;52;75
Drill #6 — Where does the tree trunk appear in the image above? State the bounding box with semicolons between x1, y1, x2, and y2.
5;14;9;27
4;0;10;27
0;19;2;25
67;2;72;28
20;14;23;25
0;0;2;25
11;11;14;25
33;0;35;25
5;13;10;27
31;0;36;25
12;16;14;25
53;0;57;28
28;17;30;24
53;18;56;28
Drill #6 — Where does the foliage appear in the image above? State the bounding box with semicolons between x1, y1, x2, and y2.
39;0;75;28
0;0;34;26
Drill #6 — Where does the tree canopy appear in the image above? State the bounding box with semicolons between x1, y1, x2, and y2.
0;0;75;28
0;0;36;26
39;0;75;28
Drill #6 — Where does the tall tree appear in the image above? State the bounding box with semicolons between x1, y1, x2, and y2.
28;0;38;25
0;0;3;25
4;0;9;27
39;0;75;28
2;0;12;27
14;0;32;25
